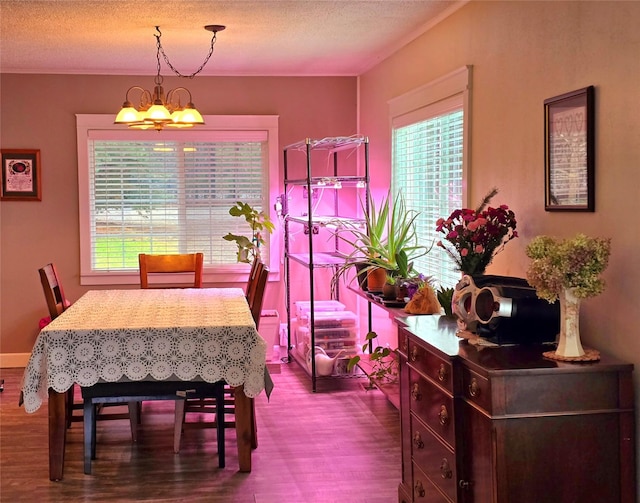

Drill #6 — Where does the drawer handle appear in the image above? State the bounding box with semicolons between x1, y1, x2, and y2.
468;378;481;398
438;405;449;426
412;432;424;449
410;383;421;401
440;458;453;479
414;480;426;498
401;340;408;352
437;363;448;382
459;480;471;490
410;346;419;362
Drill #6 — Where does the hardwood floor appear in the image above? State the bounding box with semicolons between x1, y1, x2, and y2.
0;362;400;502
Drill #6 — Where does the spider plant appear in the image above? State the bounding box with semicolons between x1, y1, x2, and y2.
331;190;431;290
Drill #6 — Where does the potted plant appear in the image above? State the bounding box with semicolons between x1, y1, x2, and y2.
525;233;611;360
436;286;455;317
383;250;422;300
347;331;398;385
395;271;433;303
332;190;431;293
223;201;275;263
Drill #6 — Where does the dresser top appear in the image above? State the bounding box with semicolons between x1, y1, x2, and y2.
400;314;633;376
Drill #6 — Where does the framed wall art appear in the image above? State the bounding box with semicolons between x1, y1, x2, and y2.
1;149;41;201
544;85;595;211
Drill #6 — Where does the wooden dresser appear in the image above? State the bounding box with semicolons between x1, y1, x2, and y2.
397;315;636;503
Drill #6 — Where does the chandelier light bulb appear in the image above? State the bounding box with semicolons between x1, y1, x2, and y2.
179;104;205;125
144;103;172;121
114;104;143;124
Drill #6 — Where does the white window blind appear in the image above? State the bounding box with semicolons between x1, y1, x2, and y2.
389;66;470;289
77;115;279;285
393;107;463;289
89;137;267;270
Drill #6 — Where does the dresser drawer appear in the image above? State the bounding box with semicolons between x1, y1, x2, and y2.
399;483;413;503
398;326;409;356
412;462;454;502
461;366;491;413
408;339;453;393
411;416;457;502
409;369;455;447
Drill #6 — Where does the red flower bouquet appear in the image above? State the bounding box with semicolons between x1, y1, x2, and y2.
435;188;518;275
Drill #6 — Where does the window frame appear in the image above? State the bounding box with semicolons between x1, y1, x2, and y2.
388;66;472;288
76;114;280;286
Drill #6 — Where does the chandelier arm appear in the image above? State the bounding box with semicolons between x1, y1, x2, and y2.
165;87;194;109
123;86;154;109
155;25;219;80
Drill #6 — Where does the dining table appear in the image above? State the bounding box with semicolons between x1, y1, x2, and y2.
20;287;271;481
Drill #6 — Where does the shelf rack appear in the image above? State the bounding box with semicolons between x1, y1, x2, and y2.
283;135;370;391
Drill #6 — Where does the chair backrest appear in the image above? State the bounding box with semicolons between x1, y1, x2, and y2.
138;253;204;289
245;257;262;301
248;264;269;329
38;263;70;320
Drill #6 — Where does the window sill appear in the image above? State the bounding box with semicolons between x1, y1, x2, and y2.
80;267;280;287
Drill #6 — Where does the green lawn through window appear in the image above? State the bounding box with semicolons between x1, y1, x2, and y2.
94;237;179;269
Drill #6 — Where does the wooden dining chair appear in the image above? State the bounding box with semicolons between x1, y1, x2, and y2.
38;264;137;433
138;252;204;288
173;262;269;455
39;264;76;425
137;253;206;438
39;263;71;321
245;256;261;301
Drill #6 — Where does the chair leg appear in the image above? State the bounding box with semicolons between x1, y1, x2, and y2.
215;384;225;468
173;399;186;454
91;403;97;460
127;401;139;443
250;398;258;449
83;400;94;475
66;386;75;428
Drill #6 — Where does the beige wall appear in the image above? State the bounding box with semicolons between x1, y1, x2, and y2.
359;0;640;488
0;74;357;360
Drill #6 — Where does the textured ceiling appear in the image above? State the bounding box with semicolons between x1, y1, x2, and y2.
0;0;464;76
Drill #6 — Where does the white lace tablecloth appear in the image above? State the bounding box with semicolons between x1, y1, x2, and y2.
21;288;268;413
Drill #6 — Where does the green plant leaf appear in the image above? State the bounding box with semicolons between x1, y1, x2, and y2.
437;286;455;317
225;201;275;263
347;355;361;371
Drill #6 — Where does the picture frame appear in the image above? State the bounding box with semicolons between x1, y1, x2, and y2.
1;149;42;201
544;86;595;211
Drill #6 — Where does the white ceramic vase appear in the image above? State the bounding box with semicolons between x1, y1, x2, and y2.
555;287;585;358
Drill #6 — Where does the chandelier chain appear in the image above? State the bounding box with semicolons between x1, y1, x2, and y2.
155;26;218;80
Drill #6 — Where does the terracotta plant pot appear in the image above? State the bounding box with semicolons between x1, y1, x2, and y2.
353;262;369;290
382;282;396;300
366;267;387;293
395;284;409;302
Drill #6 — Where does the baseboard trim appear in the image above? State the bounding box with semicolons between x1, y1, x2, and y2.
0;353;30;368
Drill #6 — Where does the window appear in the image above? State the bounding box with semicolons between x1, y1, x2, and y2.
390;66;471;288
77;115;279;285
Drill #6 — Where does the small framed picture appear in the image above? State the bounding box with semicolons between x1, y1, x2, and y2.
544;86;595;211
1;149;42;201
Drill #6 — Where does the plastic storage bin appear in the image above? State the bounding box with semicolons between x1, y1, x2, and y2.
295;300;345;319
297;326;358;357
302;310;358;329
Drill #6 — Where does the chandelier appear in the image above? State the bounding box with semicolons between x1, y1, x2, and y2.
114;25;225;131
